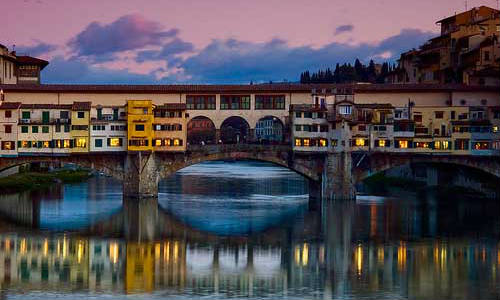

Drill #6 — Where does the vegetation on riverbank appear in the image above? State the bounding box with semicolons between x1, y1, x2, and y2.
0;170;92;194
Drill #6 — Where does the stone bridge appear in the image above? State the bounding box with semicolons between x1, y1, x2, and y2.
2;146;500;200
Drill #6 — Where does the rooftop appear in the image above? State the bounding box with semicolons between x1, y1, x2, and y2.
0;83;497;94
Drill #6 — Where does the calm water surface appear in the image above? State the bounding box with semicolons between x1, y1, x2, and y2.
0;160;499;299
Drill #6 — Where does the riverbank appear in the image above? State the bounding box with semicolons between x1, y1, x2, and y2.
362;173;491;198
0;170;92;194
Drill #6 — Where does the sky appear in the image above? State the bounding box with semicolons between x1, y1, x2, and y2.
1;0;498;84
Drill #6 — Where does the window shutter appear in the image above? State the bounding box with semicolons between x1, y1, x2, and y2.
70;139;74;148
107;138;111;146
17;141;21;148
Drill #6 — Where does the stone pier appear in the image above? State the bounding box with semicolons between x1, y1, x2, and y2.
123;152;159;199
321;151;356;200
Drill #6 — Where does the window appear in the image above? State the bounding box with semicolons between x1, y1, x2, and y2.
42;126;49;133
295;138;302;146
4;125;12;133
77;111;85;118
128;139;149;147
358;125;366;131
42;141;50;148
338;105;352;115
484;51;490;61
451;111;456;119
414;114;422;122
21;141;30;148
355;138;366;147
1;141;14;150
303;138;310;147
320;125;329;132
220;95;250;110
32;126;38;133
377;140;386;147
295;125;301;131
75;138;87;148
434;140;450;150
493;126;499;133
5;110;11;118
304;112;312;118
319;139;327;147
55;125;61;133
398;140;408;149
173;139;181;146
22;111;30;119
108;138;122;147
95;139;103;148
415;142;430;148
97;108;102;120
72;125;88;131
435;111;443;119
155;139;162;146
255;95;285;109
331;139;338;147
60;111;69;119
186;95;216;110
135;124;145;131
21;126;28;133
64;124;70;132
473;141;490;150
295;112;301;118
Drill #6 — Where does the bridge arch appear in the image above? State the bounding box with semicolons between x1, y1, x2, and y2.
187;116;217;145
155;146;321;183
255;115;284;143
220;116;251;144
354;153;500;183
0;153;126;180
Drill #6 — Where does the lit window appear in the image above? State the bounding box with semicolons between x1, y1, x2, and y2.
303;139;310;147
63;140;71;148
76;138;87;148
22;141;29;148
493;126;498;133
165;139;171;146
355;138;366;146
319;139;327;147
398;140;408;148
295;138;302;146
155;139;162;146
415;142;429;148
43;141;50;148
338;105;352;115
378;140;386;147
173;139;180;146
110;138;121;147
473;142;490;150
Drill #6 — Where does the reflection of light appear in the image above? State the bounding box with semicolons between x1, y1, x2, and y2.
155;243;161;260
109;242;119;264
377;246;384;264
319;245;325;264
482;247;486;262
63;237;68;258
5;239;10;252
174;241;179;262
20;239;27;254
498;249;500;266
165;242;170;262
43;239;48;256
302;243;309;266
294;245;300;265
57;240;61;256
77;241;84;263
397;242;407;271
355;244;363;276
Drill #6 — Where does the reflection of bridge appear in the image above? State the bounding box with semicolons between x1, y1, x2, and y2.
1;200;499;298
2;144;500;199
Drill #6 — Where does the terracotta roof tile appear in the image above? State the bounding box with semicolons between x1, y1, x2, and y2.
72;101;92;111
20;103;72;109
0;102;22;109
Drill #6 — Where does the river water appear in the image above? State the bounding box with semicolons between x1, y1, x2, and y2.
0;160;499;299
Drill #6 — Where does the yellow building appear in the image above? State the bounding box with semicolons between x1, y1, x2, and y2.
71;102;91;153
126;100;153;151
153;103;187;152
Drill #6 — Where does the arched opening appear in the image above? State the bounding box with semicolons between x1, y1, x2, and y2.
255;116;284;144
220;116;250;144
360;162;500;198
187;116;216;145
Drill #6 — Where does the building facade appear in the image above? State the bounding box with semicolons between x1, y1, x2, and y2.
153;103;187;152
126;100;153;152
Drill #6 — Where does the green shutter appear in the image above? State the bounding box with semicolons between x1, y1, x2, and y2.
42;111;50;124
17;141;21;148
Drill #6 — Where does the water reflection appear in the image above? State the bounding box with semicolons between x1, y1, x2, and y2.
0;161;499;298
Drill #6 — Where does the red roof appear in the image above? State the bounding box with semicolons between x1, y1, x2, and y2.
0;102;21;109
20;103;72;109
16;56;49;70
72;101;92;111
0;83;497;94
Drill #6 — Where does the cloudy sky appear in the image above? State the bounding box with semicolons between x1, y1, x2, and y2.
2;0;497;84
